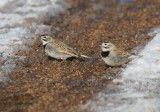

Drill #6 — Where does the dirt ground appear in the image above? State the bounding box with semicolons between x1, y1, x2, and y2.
1;0;160;112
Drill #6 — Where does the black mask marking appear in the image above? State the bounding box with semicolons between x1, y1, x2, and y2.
101;51;110;57
42;38;47;41
43;44;47;49
104;46;109;49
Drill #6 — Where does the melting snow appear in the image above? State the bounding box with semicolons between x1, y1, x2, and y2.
0;0;69;82
81;28;160;112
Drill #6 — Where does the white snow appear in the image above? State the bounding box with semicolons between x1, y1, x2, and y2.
81;28;160;112
0;0;69;82
0;0;14;7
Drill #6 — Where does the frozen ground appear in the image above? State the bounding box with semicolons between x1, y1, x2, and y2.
81;28;160;112
0;0;69;82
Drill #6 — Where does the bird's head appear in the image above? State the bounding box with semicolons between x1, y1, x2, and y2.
100;42;116;51
40;35;53;45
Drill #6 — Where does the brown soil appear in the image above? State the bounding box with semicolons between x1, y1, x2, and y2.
1;0;160;112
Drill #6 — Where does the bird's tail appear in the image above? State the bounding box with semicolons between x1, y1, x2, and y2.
78;54;96;63
78;53;92;58
76;52;92;59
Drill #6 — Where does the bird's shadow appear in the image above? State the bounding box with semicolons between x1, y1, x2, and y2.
48;56;62;62
48;56;76;62
79;57;97;64
66;57;77;61
47;56;96;64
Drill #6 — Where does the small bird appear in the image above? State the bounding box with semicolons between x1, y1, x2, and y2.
40;35;90;60
100;42;130;66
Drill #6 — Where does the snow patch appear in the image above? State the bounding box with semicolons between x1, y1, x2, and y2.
0;0;14;7
81;28;160;112
0;0;69;82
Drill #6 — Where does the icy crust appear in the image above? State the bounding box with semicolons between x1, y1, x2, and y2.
0;0;69;82
82;29;160;112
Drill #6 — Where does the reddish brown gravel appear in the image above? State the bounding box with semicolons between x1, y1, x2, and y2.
1;0;160;112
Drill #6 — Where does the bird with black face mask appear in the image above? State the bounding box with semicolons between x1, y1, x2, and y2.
100;42;130;66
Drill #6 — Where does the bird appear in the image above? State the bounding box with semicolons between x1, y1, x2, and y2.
40;35;90;60
100;41;130;66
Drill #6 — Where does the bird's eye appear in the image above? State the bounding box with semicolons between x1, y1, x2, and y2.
41;35;47;38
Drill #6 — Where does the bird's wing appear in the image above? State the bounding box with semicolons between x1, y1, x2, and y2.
114;49;130;57
53;39;79;57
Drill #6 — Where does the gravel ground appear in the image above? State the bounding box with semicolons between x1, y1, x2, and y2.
1;0;160;112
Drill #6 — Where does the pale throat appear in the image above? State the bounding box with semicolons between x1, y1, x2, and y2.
102;47;110;52
42;41;48;45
